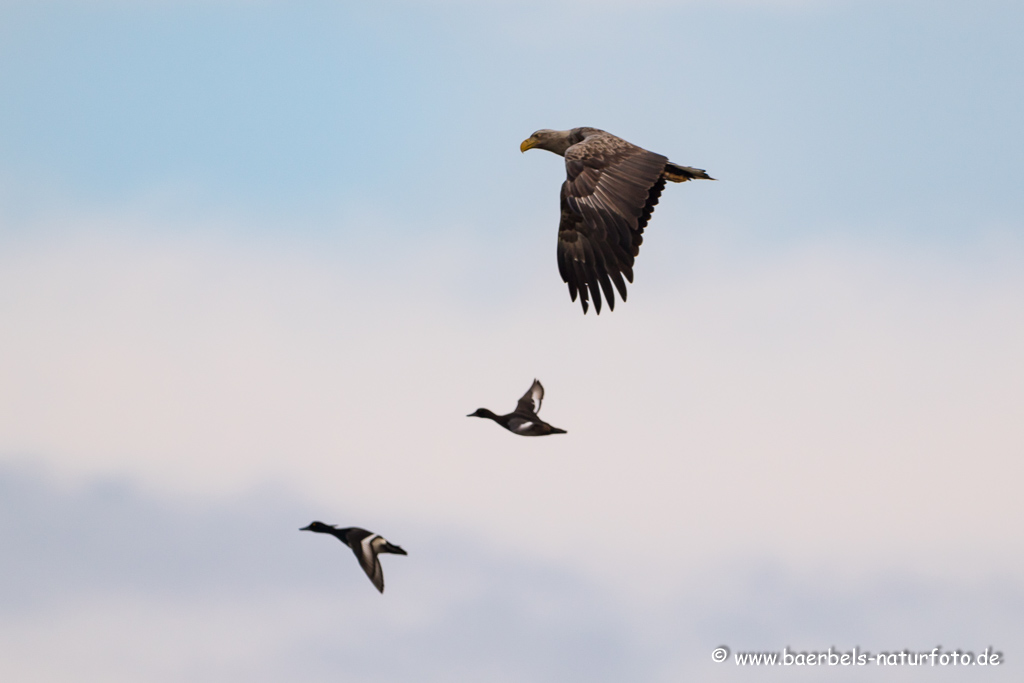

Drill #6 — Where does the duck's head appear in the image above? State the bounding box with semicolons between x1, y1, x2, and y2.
467;408;498;419
300;521;334;533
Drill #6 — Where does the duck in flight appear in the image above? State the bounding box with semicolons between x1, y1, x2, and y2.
521;127;713;314
467;379;566;436
300;522;407;593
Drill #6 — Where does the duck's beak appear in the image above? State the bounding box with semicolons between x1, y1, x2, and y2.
299;524;314;531
520;137;538;153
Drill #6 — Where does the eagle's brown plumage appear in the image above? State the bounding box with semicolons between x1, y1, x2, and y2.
521;127;713;314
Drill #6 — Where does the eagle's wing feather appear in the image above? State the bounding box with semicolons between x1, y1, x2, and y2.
557;133;667;314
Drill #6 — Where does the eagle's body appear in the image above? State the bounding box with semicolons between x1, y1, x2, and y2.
521;127;712;314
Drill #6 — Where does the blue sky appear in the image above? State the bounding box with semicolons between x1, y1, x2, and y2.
2;1;1021;235
2;1;1023;681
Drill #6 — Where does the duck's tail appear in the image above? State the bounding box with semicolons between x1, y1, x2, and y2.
663;162;714;182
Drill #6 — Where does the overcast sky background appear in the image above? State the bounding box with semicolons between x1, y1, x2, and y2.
2;1;1023;681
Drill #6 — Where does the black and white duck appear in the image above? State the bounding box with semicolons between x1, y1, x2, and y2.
300;522;407;593
467;379;567;436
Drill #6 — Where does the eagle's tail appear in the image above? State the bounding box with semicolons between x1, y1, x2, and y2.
663;162;715;182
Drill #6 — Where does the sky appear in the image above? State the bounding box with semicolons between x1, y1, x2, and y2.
1;0;1023;681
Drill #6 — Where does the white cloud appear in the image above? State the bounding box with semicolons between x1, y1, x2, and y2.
1;212;1022;598
5;583;1018;683
2;465;1021;682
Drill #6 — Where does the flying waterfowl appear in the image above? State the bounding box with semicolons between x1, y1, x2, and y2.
521;127;713;314
300;522;407;593
468;379;566;436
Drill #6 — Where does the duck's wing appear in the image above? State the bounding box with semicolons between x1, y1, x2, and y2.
506;416;537;435
515;379;544;415
374;537;407;556
347;529;386;593
557;132;668;314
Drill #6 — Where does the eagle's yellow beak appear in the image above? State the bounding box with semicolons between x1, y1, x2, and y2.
520;137;538;153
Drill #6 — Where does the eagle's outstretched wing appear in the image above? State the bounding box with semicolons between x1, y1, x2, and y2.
556;132;669;314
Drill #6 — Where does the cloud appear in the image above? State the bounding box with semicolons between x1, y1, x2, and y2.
1;464;1020;683
1;212;1022;596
